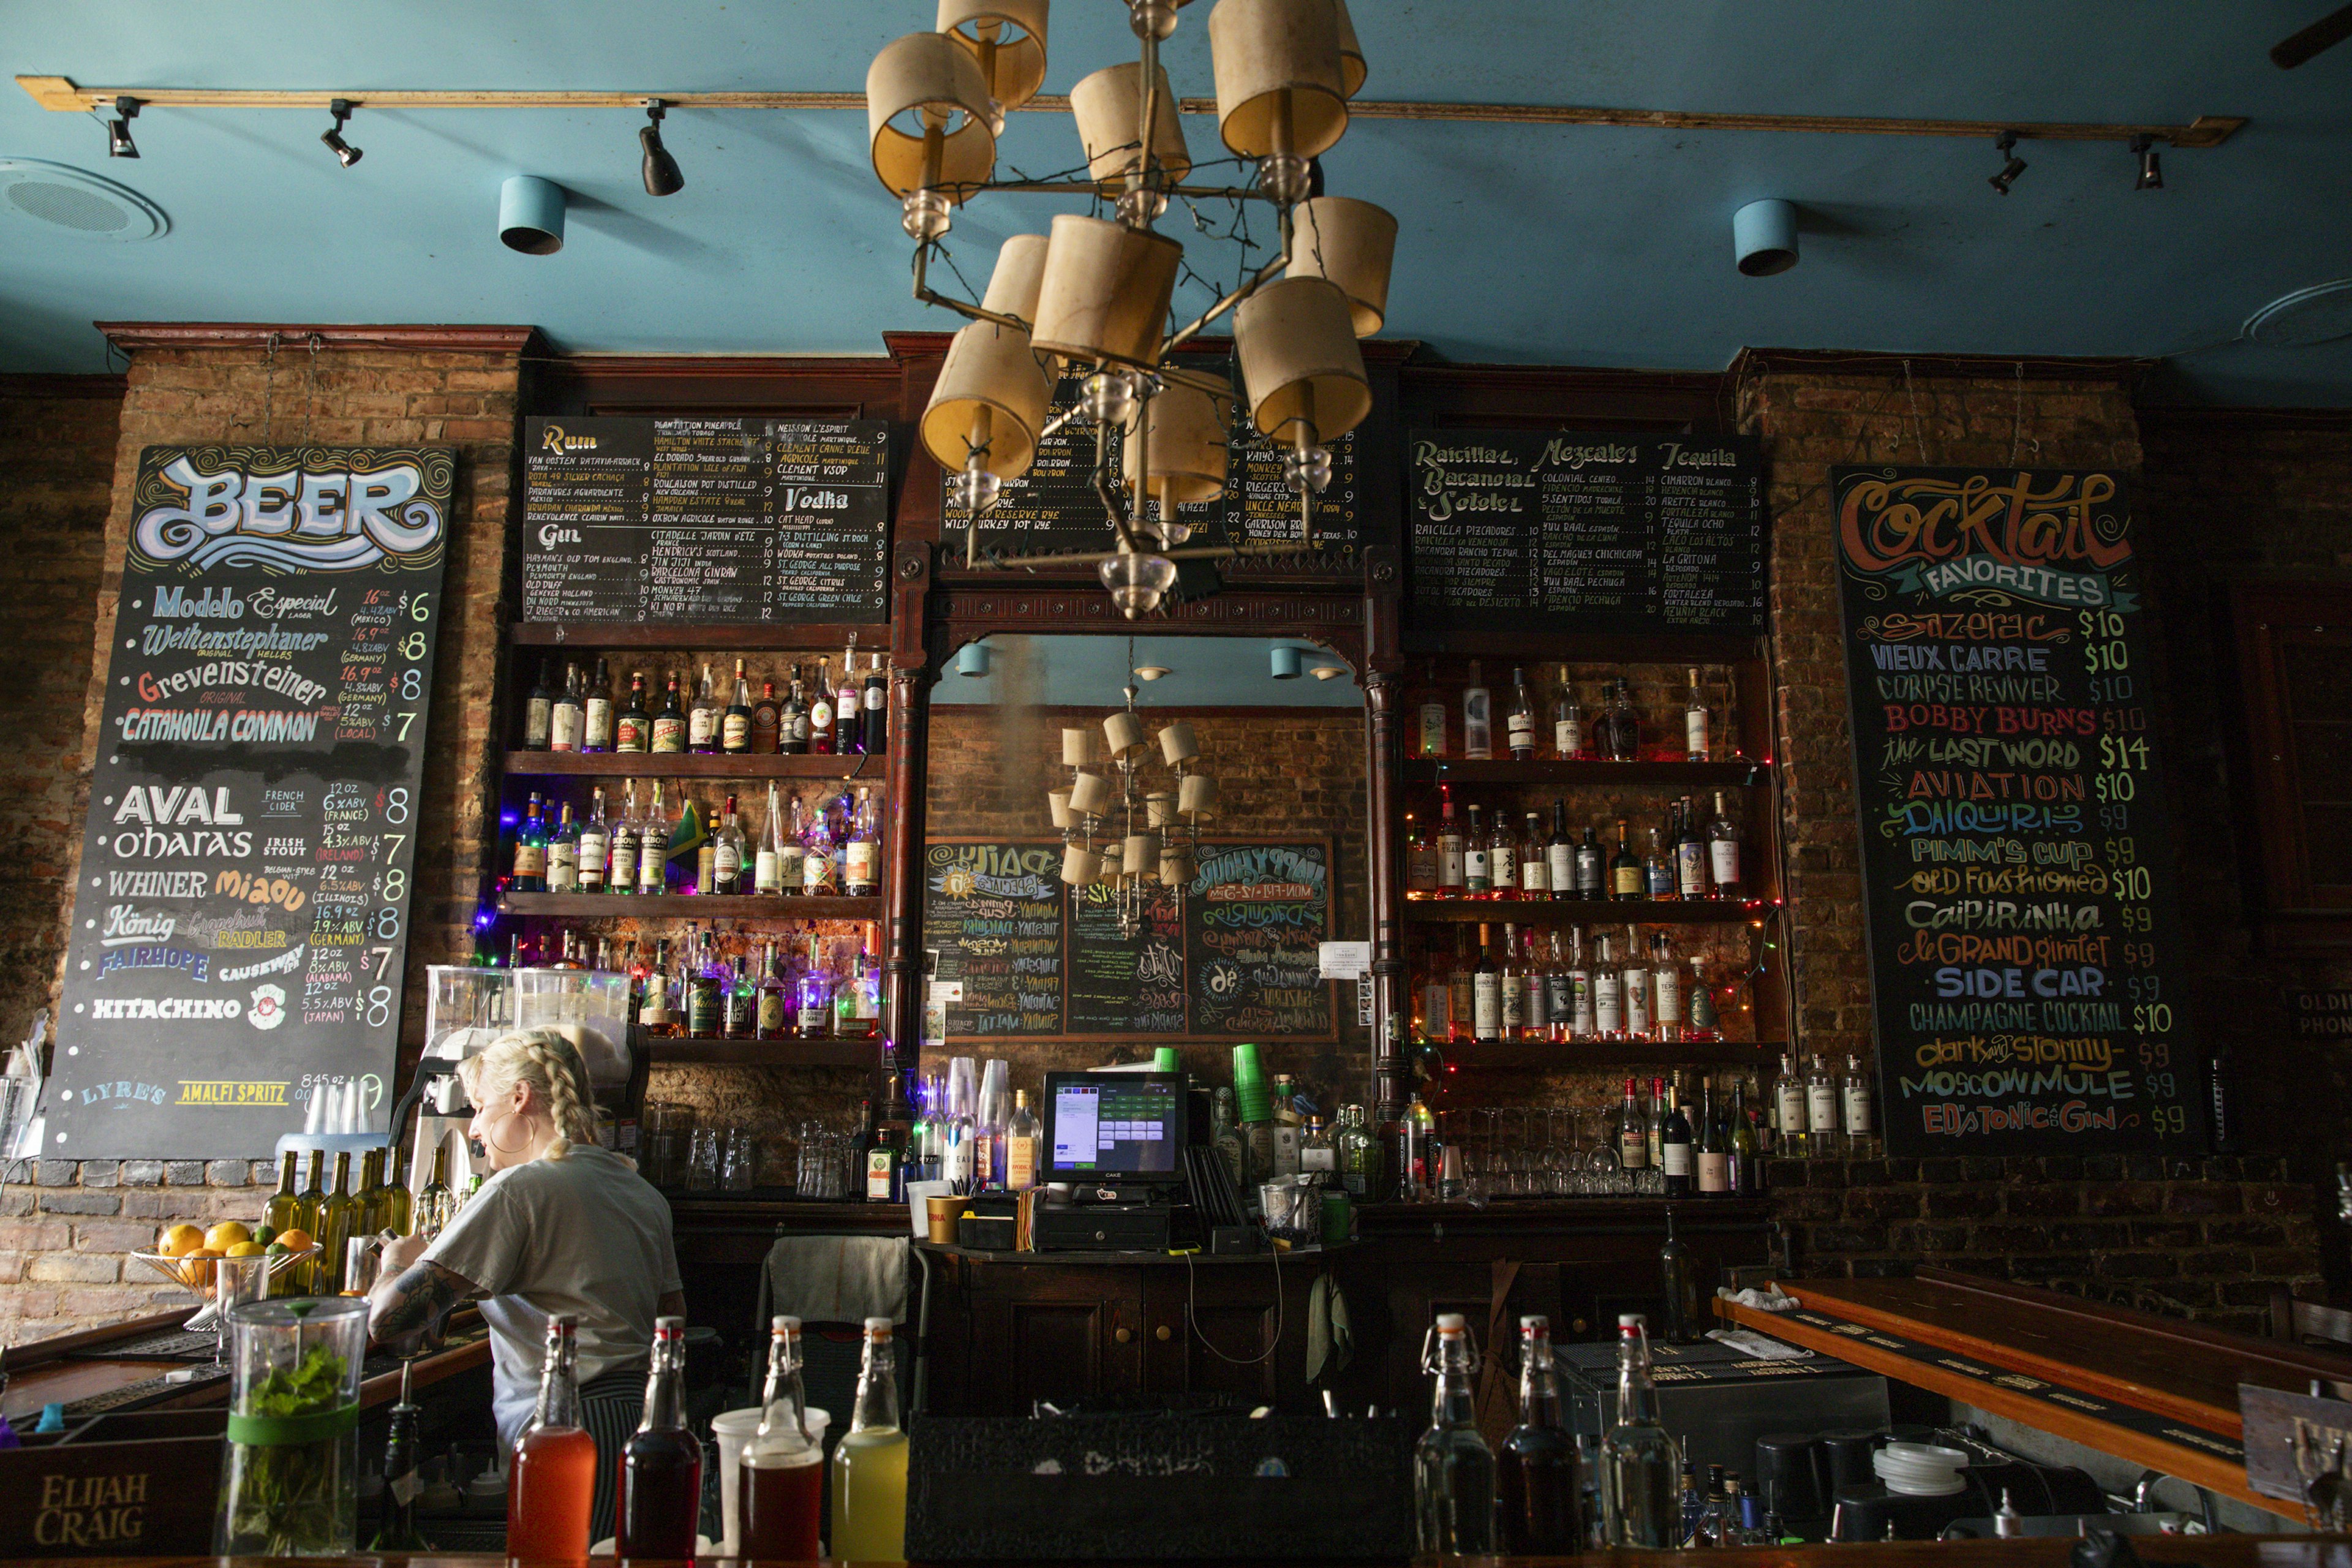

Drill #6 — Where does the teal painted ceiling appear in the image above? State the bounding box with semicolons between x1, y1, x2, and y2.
3;2;2350;402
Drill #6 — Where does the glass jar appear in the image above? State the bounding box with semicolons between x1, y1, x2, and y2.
216;1296;369;1556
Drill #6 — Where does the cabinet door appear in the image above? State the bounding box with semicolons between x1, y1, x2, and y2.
1139;1262;1320;1413
962;1266;1145;1415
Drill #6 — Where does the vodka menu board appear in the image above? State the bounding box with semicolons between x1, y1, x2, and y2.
521;416;890;624
925;839;1334;1039
1407;429;1767;635
1833;467;2203;1157
49;446;451;1158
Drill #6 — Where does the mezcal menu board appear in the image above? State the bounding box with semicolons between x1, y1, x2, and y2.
1833;467;2203;1158
50;445;451;1158
1408;428;1766;635
521;415;889;624
925;838;1334;1039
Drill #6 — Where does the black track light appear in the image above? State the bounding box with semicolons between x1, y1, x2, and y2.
2132;134;2163;191
1988;132;2026;196
639;100;684;197
107;96;139;159
320;98;361;167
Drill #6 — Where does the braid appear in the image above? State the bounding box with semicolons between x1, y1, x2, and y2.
519;1033;598;1161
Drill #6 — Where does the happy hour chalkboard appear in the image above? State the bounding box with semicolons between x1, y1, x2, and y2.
1833;466;2203;1157
48;445;452;1158
521;415;890;624
1407;429;1766;636
924;838;1334;1040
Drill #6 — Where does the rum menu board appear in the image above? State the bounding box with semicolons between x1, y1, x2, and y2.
521;416;889;624
50;446;451;1158
925;838;1334;1039
1833;467;2203;1157
1407;429;1767;635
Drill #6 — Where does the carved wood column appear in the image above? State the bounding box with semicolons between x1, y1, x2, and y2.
1365;666;1406;1126
882;540;934;1078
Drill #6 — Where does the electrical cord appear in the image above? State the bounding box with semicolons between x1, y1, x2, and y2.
1181;1234;1284;1365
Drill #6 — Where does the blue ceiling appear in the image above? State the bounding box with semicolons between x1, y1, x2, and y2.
3;1;2350;403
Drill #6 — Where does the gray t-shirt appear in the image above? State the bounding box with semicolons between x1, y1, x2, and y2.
423;1145;682;1446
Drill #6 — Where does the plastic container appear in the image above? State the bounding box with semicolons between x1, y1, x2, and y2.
1874;1441;1970;1496
215;1297;369;1556
712;1404;833;1555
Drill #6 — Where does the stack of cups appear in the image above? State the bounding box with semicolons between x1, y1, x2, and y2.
1153;1047;1180;1073
1232;1043;1272;1125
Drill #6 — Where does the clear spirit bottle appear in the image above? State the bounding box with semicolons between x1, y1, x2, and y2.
1603;1315;1681;1546
1461;660;1493;761
1506;665;1537;761
1413;1313;1496;1554
1551;664;1585;760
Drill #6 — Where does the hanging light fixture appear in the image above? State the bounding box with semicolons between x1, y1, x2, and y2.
319;99;362;167
866;29;999;240
1988;132;2027;195
1050;639;1218;934
639;100;684;195
105;96;140;159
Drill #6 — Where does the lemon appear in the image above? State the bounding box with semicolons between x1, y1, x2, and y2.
204;1220;251;1251
159;1223;205;1258
225;1240;266;1258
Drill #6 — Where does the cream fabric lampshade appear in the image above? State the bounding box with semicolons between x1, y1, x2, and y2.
1068;771;1112;816
867;32;999;199
938;0;1050;111
1178;772;1219;817
1286;196;1396;336
1234;275;1372;442
1158;720;1200;765
982;234;1052;324
1071;61;1192;191
1102;710;1147;758
1060;843;1101;888
1208;0;1350;159
920;320;1053;480
1033;213;1182;368
1334;0;1365;97
1121;377;1232;505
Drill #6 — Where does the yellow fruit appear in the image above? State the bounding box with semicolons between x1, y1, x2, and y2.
159;1223;205;1258
204;1221;251;1251
225;1240;266;1258
180;1249;222;1289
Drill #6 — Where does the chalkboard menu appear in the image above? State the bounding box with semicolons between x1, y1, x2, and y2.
1833;467;2203;1158
521;416;889;624
1407;429;1766;635
947;375;1373;568
925;838;1334;1040
50;445;452;1158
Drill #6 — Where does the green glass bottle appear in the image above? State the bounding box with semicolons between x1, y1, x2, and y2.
263;1150;302;1236
355;1147;388;1238
318;1151;360;1295
293;1148;327;1292
382;1143;414;1237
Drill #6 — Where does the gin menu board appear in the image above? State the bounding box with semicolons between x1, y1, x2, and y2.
1833;467;2203;1158
521;416;890;624
1406;429;1767;635
50;446;451;1158
925;839;1335;1039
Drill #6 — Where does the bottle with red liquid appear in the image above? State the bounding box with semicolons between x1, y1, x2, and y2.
507;1313;597;1561
739;1314;824;1559
617;1315;702;1558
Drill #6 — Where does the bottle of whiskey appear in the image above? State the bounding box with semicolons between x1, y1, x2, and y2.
752;679;782;755
845;788;881;897
545;801;580;893
616;671;651;753
713;793;747;895
1405;813;1438;897
1706;792;1743;900
1806;1054;1842;1157
524;658;556;750
578;787;611;893
582;657;614;752
1435;793;1466;896
1575;825;1605;900
511;794;548;892
638;938;675;1038
723;659;755;755
723;954;756;1040
550;662;584;753
1610;818;1643;901
651;674;687;755
756;943;791;1040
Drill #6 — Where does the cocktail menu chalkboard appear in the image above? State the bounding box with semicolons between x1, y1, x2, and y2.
1833;466;2203;1157
49;445;452;1158
1408;428;1766;635
925;838;1334;1040
522;416;889;624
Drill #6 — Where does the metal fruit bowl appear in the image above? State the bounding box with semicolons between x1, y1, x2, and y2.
130;1244;323;1327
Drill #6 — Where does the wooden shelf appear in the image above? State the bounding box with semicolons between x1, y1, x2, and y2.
1404;897;1774;924
1415;1038;1787;1069
1400;630;1765;663
504;751;884;780
512;622;890;652
502;892;882;921
1404;758;1768;787
646;1036;876;1068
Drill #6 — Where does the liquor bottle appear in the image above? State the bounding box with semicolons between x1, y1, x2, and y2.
1575;825;1605;900
578;787;611;893
1610;818;1643;902
636;781;670;894
369;1360;433;1550
1807;1053;1842;1157
1414;1313;1497;1554
318;1150;360;1293
710;657;748;755
1419;935;1452;1043
356;1147;389;1238
1618;1077;1649;1174
382;1144;413;1238
1417;659;1448;758
1470;924;1501;1046
1552;665;1585;761
754;942;790;1040
1567;927;1596;1041
1605;1316;1683;1546
1706;791;1743;900
1446;927;1474;1045
1519;811;1549;898
1645;1077;1667;1170
511;793;548;892
796;934;836;1037
1659;1075;1694;1197
1463;804;1491;898
802;793;837;895
752;679;782;755
780;669;809;754
1497;1314;1581;1553
1544;929;1575;1042
264;1150;302;1238
1774;1052;1808;1158
837;650;865;755
549;661;584;753
694;795;720;895
292;1147;326;1284
832;1317;911;1559
1488;805;1518;900
638;938;675;1039
809;657;835;755
1695;1076;1730;1195
1339;1104;1379;1197
507;1314;596;1561
845;787;881;897
1683;666;1710;762
688;935;723;1038
524;657;555;749
1678;1461;1704;1548
618;1317;702;1558
616;671;651;754
688;662;719;755
1660;1212;1704;1344
755;782;784;895
1674;797;1707;900
1698;1466;1728;1547
1461;660;1493;760
582;657;614;753
850;939;883;1040
1842;1054;1877;1156
1649;931;1683;1042
1435;793;1466;897
1547;799;1575;902
1645;826;1674;899
1621;926;1651;1042
777;793;807;896
1593;929;1624;1041
741;1316;824;1559
1506;666;1537;761
713;793;747;895
1496;924;1524;1042
1685;949;1722;1042
1405;813;1438;897
651;674;687;755
1597;676;1640;762
416;1145;453;1240
1728;1076;1762;1194
1520;926;1550;1042
1005;1090;1041;1191
722;955;756;1040
609;782;641;898
545;801;580;893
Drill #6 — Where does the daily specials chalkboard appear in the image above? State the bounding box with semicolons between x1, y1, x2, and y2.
48;445;451;1158
521;416;889;624
1408;429;1766;635
945;375;1372;569
924;839;1334;1039
1833;467;2203;1158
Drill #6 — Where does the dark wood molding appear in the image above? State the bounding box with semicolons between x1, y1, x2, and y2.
96;321;543;355
2138;404;2352;433
0;371;127;400
1400;361;1730;432
1731;345;2153;388
535;352;904;417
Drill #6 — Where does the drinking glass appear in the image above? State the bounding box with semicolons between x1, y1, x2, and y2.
1544;1109;1574;1197
687;1126;721;1191
723;1128;759;1192
1581;1106;1620;1194
209;1254;269;1370
643;1102;696;1186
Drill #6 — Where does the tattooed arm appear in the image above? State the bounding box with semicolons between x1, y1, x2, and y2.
368;1259;481;1358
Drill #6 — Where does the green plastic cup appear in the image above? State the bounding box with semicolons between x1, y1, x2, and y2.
1153;1047;1180;1072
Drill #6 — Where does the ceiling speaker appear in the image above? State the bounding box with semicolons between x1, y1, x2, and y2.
0;159;168;241
2244;279;2352;348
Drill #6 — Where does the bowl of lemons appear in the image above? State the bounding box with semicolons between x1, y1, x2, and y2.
132;1220;322;1321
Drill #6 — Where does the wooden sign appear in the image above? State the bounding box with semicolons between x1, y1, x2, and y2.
1833;467;2203;1156
0;1409;225;1556
2240;1382;2352;1505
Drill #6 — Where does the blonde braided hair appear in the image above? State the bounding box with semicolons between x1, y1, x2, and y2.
456;1028;605;1163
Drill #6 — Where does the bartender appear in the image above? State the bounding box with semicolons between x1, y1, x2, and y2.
368;1027;683;1541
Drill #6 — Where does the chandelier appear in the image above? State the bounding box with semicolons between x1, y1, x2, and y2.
867;0;1395;617
1049;646;1218;933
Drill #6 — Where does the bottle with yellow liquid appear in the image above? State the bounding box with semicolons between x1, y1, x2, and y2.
830;1316;908;1560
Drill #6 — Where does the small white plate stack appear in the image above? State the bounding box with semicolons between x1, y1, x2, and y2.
1874;1442;1971;1496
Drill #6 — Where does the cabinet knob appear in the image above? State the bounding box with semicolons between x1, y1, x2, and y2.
1155;1324;1172;1341
1115;1326;1133;1344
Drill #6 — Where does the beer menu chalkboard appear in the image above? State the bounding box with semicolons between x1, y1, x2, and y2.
521;416;889;624
925;838;1334;1040
1833;467;2203;1157
49;445;452;1158
1408;429;1766;635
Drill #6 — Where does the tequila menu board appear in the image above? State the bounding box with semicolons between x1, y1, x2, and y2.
1833;467;2203;1157
925;838;1334;1039
1407;429;1766;635
50;446;451;1158
521;416;889;624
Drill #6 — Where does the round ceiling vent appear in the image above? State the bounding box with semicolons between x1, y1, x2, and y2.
2245;278;2352;347
0;158;168;241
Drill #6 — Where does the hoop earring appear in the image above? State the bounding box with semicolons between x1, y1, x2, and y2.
488;1110;535;1154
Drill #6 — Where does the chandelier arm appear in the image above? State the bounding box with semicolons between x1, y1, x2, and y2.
1092;417;1149;556
910;242;1032;331
1163;243;1292;353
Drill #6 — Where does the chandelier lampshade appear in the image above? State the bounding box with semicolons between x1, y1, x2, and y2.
981;233;1052;324
921;320;1054;481
1121;376;1232;505
1286;195;1396;335
1178;772;1219;817
1033;213;1183;368
1060;842;1102;887
1072;61;1192;190
866;31;998;199
1207;0;1350;160
1234;274;1371;442
1334;0;1366;97
938;0;1051;112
